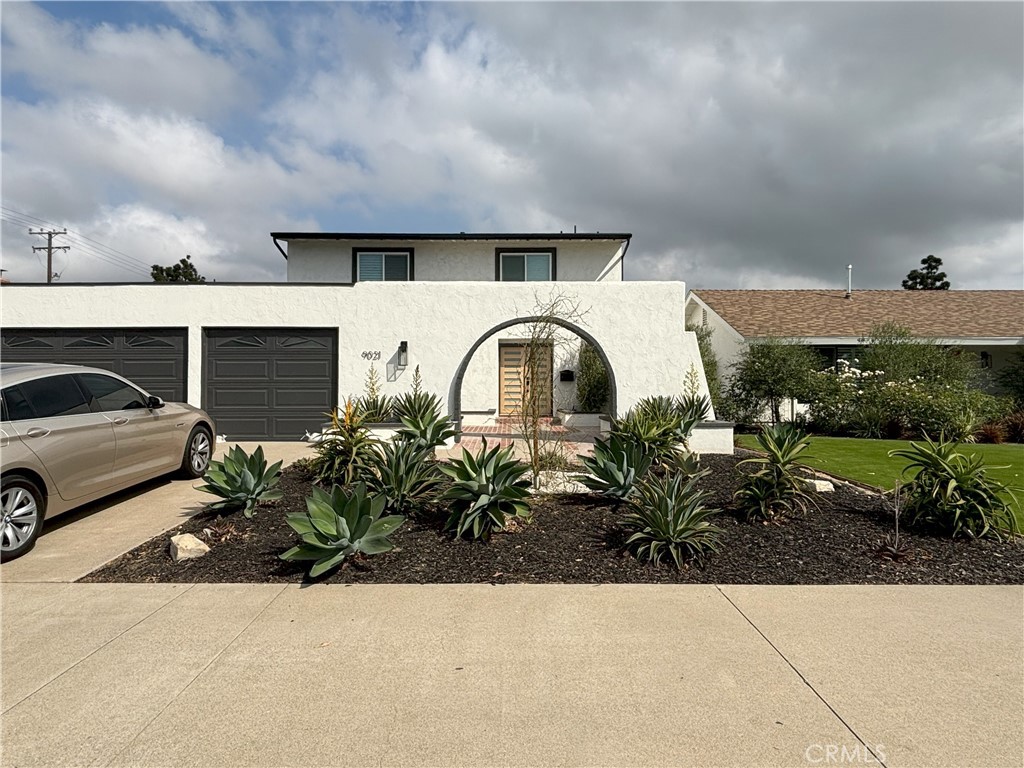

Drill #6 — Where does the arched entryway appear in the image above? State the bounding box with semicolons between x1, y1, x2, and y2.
447;315;617;440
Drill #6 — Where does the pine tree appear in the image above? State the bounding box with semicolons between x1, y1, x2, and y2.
151;255;206;283
902;255;950;290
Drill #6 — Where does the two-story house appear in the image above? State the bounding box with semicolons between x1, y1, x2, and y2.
1;232;715;444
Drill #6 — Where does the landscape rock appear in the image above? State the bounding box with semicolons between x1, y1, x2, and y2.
800;478;835;493
527;471;591;495
170;533;210;562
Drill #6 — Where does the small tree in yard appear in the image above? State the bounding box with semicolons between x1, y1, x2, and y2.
513;291;589;486
686;322;721;408
902;255;950;290
726;337;820;425
997;349;1024;407
151;254;205;283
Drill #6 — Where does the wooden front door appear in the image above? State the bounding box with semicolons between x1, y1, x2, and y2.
499;343;553;417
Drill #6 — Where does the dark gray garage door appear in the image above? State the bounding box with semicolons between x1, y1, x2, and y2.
0;328;187;401
204;328;337;440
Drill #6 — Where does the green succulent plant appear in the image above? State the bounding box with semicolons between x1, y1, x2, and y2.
622;470;723;568
367;439;445;515
734;423;816;522
280;483;404;578
310;399;380;485
575;433;653;500
440;439;532;541
356;394;396;424
394;391;444;423
889;433;1020;540
396;411;458;451
198;444;283;518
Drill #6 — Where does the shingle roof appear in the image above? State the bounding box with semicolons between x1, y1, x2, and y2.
691;289;1024;339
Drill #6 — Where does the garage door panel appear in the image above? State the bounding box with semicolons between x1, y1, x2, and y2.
211;359;271;380
0;328;186;402
274;359;332;379
204;328;336;441
274;388;333;408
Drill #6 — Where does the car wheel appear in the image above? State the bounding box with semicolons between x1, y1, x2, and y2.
1;475;46;562
180;425;213;479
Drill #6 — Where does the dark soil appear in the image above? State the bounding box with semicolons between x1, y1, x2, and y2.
80;453;1024;585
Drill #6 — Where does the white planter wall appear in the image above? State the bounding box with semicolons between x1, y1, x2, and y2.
1;281;710;420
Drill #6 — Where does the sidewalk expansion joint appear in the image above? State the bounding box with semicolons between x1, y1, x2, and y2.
715;585;889;768
105;583;290;766
1;583;199;715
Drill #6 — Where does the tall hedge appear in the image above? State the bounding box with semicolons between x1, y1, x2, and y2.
576;342;610;413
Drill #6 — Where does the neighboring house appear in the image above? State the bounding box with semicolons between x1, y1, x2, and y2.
685;288;1024;388
1;232;720;448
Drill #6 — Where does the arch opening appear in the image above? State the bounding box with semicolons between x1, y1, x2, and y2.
448;315;618;440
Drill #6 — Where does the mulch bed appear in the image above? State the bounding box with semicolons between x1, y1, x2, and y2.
80;453;1024;585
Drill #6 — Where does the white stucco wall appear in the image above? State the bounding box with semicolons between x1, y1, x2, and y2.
1;281;710;421
284;239;625;283
684;294;747;379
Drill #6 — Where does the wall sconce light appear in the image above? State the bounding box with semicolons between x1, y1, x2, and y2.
398;340;408;368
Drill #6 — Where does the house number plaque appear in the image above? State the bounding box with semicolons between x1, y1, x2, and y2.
361;351;382;361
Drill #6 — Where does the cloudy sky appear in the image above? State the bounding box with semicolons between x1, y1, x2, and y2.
1;1;1021;289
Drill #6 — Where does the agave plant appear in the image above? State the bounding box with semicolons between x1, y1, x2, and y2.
198;444;283;518
356;394;396;424
734;423;816;522
440;439;532;541
889;433;1019;540
394;391;444;423
396;410;458;450
675;393;711;448
280;483;404;577
612;401;684;467
622;470;722;568
309;399;380;485
575;433;653;500
366;439;445;515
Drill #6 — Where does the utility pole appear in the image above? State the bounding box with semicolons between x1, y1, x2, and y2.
29;229;69;284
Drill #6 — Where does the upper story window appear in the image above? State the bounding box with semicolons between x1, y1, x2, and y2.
353;249;413;282
496;249;556;281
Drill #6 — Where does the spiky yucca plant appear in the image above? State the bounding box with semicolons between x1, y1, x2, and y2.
440;439;531;541
889;434;1019;540
734;423;816;522
310;399;380;485
198;444;283;518
280;483;404;577
622;470;722;568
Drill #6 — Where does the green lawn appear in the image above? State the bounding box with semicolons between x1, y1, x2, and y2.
735;434;1024;523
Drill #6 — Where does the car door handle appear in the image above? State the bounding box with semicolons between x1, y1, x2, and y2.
112;417;130;426
25;427;50;438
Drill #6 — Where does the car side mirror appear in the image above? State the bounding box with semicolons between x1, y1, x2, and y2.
146;396;165;409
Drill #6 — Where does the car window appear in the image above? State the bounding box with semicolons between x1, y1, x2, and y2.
1;386;36;422
16;375;92;419
76;373;147;412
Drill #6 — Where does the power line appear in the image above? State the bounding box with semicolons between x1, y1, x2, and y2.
0;209;152;279
29;228;70;284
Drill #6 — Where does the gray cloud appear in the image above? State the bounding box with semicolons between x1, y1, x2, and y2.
1;2;1020;291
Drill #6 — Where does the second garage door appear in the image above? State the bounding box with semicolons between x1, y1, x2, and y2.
204;328;337;440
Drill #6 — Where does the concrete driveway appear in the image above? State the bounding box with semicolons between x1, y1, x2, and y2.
1;584;1020;767
0;442;309;584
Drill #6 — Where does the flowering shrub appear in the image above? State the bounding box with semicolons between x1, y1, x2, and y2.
808;360;1010;441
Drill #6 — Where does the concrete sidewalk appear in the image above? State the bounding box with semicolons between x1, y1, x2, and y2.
1;584;1020;767
0;442;309;584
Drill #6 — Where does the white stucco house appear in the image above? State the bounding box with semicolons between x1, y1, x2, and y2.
2;231;728;449
686;288;1024;395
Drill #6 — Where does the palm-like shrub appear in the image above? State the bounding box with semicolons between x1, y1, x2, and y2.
889;434;1020;540
734;423;815;522
366;440;445;515
198;444;283;518
440;439;531;541
622;471;722;567
310;400;380;485
280;483;404;577
356;394;395;423
394;391;443;423
575;434;653;500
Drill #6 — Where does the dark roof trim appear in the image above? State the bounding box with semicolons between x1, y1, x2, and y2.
272;231;631;243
